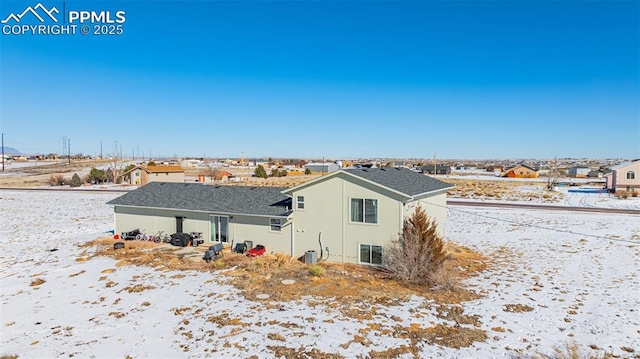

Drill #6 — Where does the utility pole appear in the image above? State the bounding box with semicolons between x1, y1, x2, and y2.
68;138;71;164
433;152;437;176
2;133;5;172
100;141;103;160
62;136;67;161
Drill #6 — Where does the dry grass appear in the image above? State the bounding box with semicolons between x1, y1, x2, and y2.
443;178;563;202
1;355;19;359
511;341;616;359
503;303;534;313
29;278;45;287
81;237;485;306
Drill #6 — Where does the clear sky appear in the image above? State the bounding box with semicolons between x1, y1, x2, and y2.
1;0;638;160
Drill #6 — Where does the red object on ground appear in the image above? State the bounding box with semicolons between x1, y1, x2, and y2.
113;234;120;239
246;245;266;257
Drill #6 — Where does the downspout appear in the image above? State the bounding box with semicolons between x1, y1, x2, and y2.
341;176;345;263
291;217;295;258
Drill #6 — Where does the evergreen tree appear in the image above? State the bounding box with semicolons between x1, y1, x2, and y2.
254;165;268;179
383;206;446;285
69;173;83;187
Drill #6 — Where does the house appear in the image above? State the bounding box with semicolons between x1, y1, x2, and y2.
125;165;185;185
502;164;538;178
107;168;453;265
304;162;340;174
568;166;590;178
421;164;451;175
604;159;640;194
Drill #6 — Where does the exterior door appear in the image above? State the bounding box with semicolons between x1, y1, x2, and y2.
210;215;229;243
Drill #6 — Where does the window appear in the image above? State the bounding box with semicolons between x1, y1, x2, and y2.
351;198;377;224
270;218;282;232
296;196;305;210
360;244;383;265
627;171;636;180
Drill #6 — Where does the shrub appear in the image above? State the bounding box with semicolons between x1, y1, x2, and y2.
308;264;325;277
304;168;312;175
69;173;82;187
383;206;446;286
254;165;268;179
615;191;630;199
47;174;65;186
88;167;106;183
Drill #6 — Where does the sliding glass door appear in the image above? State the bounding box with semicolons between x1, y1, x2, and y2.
209;215;229;243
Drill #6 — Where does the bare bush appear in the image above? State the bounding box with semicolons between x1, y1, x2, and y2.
383;206;446;286
615;191;630;199
510;341;614;359
428;264;462;291
47;174;65;186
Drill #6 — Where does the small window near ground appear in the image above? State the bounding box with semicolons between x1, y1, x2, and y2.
360;244;382;265
297;196;305;210
270;218;282;232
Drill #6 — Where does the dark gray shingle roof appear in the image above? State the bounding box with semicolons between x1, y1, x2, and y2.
344;168;453;197
107;182;291;217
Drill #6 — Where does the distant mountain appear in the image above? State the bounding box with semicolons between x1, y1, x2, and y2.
1;147;22;155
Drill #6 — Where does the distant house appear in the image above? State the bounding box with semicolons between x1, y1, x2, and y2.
421;164;451;175
587;170;604;179
304;162;340;174
568;166;591;178
108;168;453;265
125;165;185;186
604;159;640;194
197;170;233;183
502;164;538;178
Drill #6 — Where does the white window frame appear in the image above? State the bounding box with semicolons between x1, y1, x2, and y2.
269;218;282;232
359;244;383;266
350;198;378;224
627;171;635;180
296;195;305;210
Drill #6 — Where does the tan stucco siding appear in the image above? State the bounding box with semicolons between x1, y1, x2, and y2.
229;215;292;255
342;177;404;264
290;173;405;264
290;174;345;261
402;191;448;238
114;206;289;251
114;207;209;237
614;162;640;191
148;172;184;184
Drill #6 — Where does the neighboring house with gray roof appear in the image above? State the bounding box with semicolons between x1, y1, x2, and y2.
107;168;454;265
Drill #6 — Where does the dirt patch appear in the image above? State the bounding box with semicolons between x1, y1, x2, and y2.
503;304;534;313
266;345;343;359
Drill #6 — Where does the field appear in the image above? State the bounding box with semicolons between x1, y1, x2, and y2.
1;186;639;358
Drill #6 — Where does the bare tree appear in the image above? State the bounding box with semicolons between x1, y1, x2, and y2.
107;144;126;184
545;157;561;191
207;163;226;183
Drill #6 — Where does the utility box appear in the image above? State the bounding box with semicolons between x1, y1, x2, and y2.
304;250;317;264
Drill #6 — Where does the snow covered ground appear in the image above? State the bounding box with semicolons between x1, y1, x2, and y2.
1;190;638;358
451;186;640;211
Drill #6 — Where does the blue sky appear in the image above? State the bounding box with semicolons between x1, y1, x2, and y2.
1;0;638;160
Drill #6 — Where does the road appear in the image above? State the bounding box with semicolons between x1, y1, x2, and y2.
0;187;637;215
447;199;640;215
